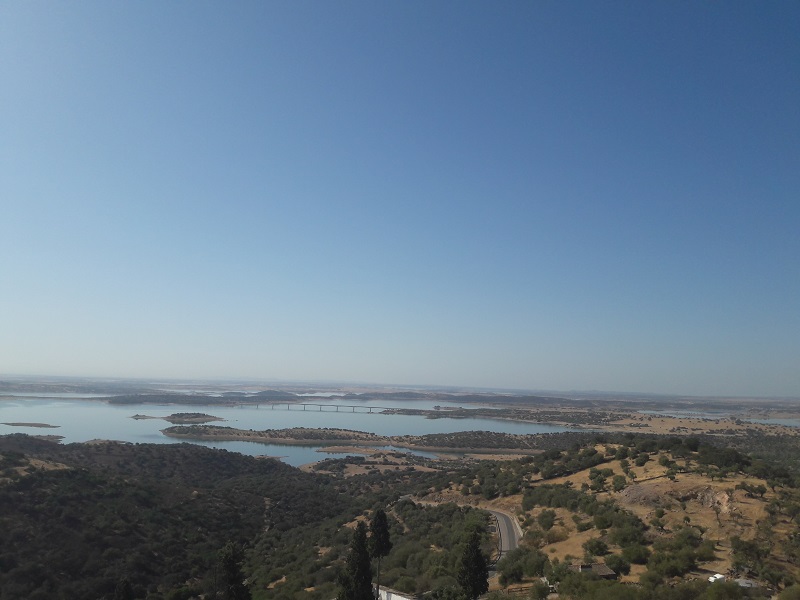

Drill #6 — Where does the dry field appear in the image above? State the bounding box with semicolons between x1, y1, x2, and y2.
439;446;793;586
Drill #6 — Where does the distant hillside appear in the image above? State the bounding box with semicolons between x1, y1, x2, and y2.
106;389;298;405
0;436;347;599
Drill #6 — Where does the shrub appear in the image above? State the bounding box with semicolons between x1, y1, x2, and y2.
604;554;631;576
582;538;609;557
622;544;650;565
537;510;556;531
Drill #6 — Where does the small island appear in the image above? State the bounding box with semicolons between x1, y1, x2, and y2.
1;422;60;428
130;413;224;425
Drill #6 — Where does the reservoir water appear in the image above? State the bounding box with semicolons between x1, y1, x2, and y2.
0;397;574;466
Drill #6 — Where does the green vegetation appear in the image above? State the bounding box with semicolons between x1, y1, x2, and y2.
0;437;347;599
337;522;372;600
218;543;252;600
456;529;489;600
496;547;549;585
3;426;800;600
369;508;392;598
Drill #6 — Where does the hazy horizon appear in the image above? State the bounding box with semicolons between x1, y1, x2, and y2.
2;3;798;397
2;372;798;402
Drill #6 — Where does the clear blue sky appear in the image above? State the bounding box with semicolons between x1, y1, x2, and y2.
1;2;798;396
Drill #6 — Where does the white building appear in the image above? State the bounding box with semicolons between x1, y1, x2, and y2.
377;586;417;600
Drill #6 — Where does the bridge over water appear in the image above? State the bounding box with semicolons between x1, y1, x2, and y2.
263;402;388;413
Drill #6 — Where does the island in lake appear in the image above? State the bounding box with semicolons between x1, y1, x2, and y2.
131;412;225;425
1;422;60;428
160;425;553;455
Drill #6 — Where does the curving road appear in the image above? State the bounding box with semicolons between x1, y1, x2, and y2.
487;509;522;562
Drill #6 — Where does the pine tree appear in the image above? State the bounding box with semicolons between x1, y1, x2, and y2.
338;521;373;600
369;509;393;599
457;529;488;600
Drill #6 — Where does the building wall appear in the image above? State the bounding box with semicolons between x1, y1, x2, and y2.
378;587;416;600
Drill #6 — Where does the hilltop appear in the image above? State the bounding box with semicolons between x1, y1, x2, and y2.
2;429;800;599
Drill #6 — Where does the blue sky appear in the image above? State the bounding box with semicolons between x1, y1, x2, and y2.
1;2;798;396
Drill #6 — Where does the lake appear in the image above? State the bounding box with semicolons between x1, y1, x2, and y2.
0;397;575;466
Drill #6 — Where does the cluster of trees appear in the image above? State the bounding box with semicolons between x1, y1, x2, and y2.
337;506;489;600
522;482;648;555
0;450;26;477
377;502;491;595
4;426;800;599
493;434;800;596
0;436;354;599
164;425;385;442
494;526;771;600
552;576;770;600
496;546;549;586
336;510;393;600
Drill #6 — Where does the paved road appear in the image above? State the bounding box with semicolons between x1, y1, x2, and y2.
487;509;522;562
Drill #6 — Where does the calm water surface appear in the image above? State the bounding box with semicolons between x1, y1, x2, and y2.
0;397;572;466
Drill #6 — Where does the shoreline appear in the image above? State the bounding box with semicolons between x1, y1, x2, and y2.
161;430;390;447
161;428;545;456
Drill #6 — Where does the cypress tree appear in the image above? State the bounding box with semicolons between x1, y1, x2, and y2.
338;521;373;600
218;542;252;600
369;509;393;599
457;529;488;600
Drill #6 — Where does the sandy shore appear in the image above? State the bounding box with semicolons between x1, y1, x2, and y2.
316;445;377;454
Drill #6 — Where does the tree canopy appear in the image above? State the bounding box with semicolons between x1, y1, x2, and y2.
338;522;373;600
457;529;488;600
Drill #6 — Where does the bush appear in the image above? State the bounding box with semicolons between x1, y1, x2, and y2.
582;538;609;557
393;576;417;594
576;520;593;532
603;554;630;576
622;544;650;565
531;581;550;600
545;527;569;545
537;510;556;531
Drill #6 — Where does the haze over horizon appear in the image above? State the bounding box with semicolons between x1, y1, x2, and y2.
4;372;799;403
2;3;798;397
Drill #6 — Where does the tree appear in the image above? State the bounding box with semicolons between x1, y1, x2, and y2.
427;586;466;600
338;522;373;600
369;509;393;599
537;509;556;531
218;542;252;600
457;529;488;600
582;538;609;557
531;581;550;600
650;517;666;531
622;544;650;565
604;554;631;576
